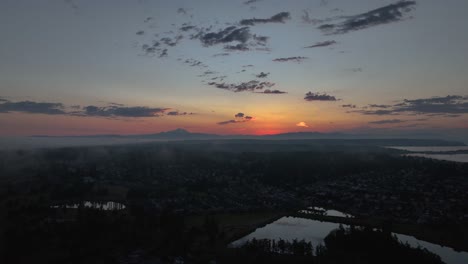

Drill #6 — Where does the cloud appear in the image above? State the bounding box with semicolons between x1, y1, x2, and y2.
184;58;205;67
199;26;251;46
318;1;417;35
304;40;337;48
167;111;192;116
369;119;405;124
302;10;339;25
304;92;338;101
208;80;275;93
177;8;189;15
261;89;287;94
256;72;269;78
217;120;238;125
368;104;391;108
296;121;309;128
224;43;250;51
273;56;308;63
218;112;255;125
352;95;468;116
141;41;169;58
82;105;169;118
0;100;66;115
0;98;197;119
180;25;197;32
342;104;356;108
213;53;230;57
239;12;291;26
244;0;262;5
144;17;154;23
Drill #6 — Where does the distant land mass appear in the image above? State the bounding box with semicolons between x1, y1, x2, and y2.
31;128;466;147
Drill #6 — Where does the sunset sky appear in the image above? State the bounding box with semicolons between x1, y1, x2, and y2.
1;0;467;136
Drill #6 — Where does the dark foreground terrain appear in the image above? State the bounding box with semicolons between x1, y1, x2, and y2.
0;140;467;263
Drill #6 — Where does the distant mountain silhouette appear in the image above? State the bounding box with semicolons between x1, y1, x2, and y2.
32;128;466;146
131;128;220;139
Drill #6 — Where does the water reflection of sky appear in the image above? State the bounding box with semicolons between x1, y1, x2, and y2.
388;146;468;163
231;216;468;264
51;201;126;210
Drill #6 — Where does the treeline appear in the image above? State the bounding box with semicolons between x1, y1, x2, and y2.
228;227;445;264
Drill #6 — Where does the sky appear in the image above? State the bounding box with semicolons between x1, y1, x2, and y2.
0;0;467;136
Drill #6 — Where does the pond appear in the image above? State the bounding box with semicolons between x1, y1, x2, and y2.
230;216;468;264
51;201;126;210
388;146;468;163
299;206;354;218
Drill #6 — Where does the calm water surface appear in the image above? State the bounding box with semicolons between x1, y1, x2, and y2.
388;146;468;163
51;201;126;210
231;216;468;264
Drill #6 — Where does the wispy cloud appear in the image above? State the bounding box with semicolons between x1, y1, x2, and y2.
81;105;169;118
0;100;66;115
369;119;405;124
318;1;417;35
351;95;468;116
304;40;337;48
240;12;291;26
342;104;356;108
218;112;254;125
256;72;270;78
0;98;194;119
260;89;287;94
243;0;262;5
273;56;308;63
208;80;275;93
304;92;338;101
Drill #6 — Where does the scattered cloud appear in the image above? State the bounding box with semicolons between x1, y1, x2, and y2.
239;12;291;26
273;56;308;63
167;111;192;116
369;119;405;124
304;40;337;48
177;8;190;15
224;43;250;51
144;17;154;23
368;104;391;108
218;112;255;125
213;53;230;57
302;10;339;25
82;105;168;118
243;0;262;5
352;95;468;116
256;72;269;78
260;89;287;94
342;104;356;108
0;98;197;119
235;112;245;118
296;121;309;128
304;92;338;101
318;1;417;35
0;100;66;115
184;58;206;67
200;26;251;46
208;80;275;93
